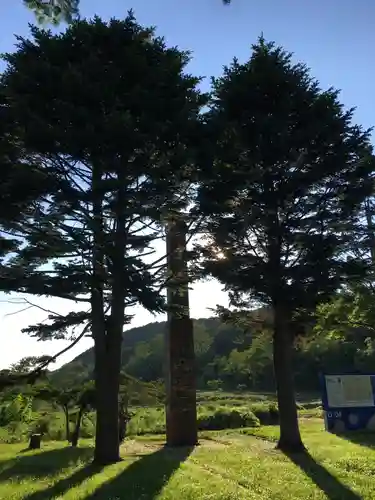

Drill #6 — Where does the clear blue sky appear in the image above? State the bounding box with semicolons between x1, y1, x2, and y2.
0;0;373;369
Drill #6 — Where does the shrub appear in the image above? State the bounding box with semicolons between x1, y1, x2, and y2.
0;422;28;443
299;406;323;418
127;407;165;436
33;417;50;435
206;380;223;391
250;402;279;425
198;407;260;431
80;415;95;438
126;404;261;435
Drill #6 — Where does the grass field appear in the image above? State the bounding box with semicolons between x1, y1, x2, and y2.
0;419;374;499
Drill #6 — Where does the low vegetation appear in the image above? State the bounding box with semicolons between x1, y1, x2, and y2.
0;392;299;443
0;388;325;445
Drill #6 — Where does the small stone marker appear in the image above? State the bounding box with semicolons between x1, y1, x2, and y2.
28;434;41;450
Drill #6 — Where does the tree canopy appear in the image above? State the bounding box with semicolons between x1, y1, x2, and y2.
23;0;232;25
195;37;373;451
1;13;205;463
24;0;79;24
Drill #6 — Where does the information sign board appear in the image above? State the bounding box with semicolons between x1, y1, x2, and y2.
320;373;375;433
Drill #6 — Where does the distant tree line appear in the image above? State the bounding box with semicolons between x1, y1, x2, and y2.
53;312;375;395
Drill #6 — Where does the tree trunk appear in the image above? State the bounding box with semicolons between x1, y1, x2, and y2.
92;161;126;464
71;406;84;447
91;161;121;465
165;218;197;447
273;307;304;453
63;406;70;442
93;333;122;463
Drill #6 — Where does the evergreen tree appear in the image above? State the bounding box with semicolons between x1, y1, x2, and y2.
313;154;375;358
0;357;50;391
23;0;232;25
196;38;373;452
24;0;79;24
0;100;59;292
1;14;204;464
35;384;80;441
70;382;95;447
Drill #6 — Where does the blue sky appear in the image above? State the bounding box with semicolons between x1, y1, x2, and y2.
0;0;373;369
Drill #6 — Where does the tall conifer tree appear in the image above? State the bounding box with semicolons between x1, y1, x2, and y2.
196;38;373;451
1;14;204;463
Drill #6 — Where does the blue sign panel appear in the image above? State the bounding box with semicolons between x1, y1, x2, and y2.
320;373;375;433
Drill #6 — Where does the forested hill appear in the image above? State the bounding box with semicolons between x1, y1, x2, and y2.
52;311;375;393
51;317;249;388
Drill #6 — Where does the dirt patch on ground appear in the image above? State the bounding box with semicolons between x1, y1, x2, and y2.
198;438;228;449
120;438;227;457
120;434;274;458
121;439;164;456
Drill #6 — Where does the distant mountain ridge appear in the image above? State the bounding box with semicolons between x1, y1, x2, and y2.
51;317;234;386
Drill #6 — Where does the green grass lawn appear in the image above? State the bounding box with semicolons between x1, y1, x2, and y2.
0;419;374;499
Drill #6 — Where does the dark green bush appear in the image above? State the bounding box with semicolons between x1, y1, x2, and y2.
198;407;260;431
250;402;279;425
0;422;28;443
206;380;223;391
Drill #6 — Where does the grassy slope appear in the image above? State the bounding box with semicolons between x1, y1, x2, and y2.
0;420;374;499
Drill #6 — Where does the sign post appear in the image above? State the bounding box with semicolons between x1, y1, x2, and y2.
321;373;375;433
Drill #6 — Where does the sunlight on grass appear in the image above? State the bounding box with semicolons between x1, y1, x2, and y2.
0;421;374;499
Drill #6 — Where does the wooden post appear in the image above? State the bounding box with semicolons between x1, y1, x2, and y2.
28;434;41;450
165;217;197;446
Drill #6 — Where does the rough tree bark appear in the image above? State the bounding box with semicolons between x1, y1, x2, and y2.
267;205;304;453
92;161;126;464
273;305;304;453
165;217;197;447
91;161;122;464
93;335;122;464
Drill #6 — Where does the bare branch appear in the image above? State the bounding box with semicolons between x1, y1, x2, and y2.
2;297;65;318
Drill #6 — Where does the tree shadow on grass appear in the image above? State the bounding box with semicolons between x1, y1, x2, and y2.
15;444;192;500
285;450;362;500
0;446;93;481
23;462;104;500
338;431;375;450
84;445;194;500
